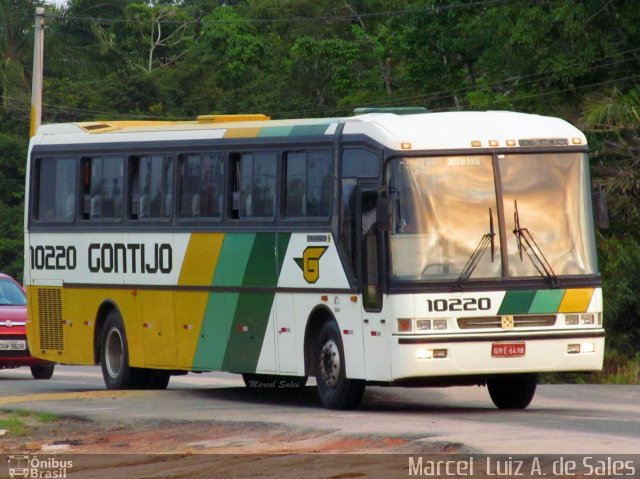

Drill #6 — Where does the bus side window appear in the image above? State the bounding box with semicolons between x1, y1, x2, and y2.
342;148;380;179
34;158;78;222
284;150;331;218
130;154;174;220
231;152;277;219
179;152;224;219
81;156;124;220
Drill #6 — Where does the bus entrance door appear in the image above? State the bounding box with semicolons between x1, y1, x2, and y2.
360;187;391;381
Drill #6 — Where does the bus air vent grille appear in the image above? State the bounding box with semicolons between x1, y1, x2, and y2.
458;315;556;329
37;288;64;351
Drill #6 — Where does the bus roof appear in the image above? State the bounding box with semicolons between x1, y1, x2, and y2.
32;111;587;151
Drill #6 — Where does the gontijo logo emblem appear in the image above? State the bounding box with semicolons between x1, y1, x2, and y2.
294;246;328;284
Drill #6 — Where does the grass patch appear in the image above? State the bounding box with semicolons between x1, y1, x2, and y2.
0;414;29;437
0;410;62;437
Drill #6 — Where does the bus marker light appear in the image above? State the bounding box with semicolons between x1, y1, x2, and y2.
433;319;448;330
489;139;499;147
506;139;517;146
433;349;448;359
397;319;412;332
130;290;138;297
401;142;412;150
417;349;432;359
371;331;382;337
580;314;595;325
350;296;358;303
238;325;248;333
321;295;328;302
183;324;193;330
471;140;482;147
567;344;580;354
343;329;353;335
572;137;583;145
416;319;431;331
565;314;579;325
143;323;151;329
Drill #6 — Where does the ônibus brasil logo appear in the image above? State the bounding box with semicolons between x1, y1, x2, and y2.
7;455;73;479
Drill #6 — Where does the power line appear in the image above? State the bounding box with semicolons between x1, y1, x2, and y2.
44;0;509;26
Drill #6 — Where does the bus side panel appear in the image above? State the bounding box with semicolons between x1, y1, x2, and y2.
64;287;94;364
81;288;143;366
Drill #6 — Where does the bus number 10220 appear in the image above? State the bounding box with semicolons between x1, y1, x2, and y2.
426;297;491;312
30;245;77;271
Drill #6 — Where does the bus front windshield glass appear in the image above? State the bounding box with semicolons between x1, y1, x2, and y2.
387;153;597;282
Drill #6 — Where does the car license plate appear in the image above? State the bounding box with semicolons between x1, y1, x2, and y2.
0;340;26;351
492;342;525;357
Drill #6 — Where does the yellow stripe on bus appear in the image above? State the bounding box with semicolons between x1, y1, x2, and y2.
178;233;224;286
558;288;594;313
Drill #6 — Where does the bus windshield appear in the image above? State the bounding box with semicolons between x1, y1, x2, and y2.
387;153;598;282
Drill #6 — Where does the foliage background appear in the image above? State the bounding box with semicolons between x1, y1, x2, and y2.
1;0;638;379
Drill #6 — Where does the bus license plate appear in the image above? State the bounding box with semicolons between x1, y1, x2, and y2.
0;340;26;351
492;342;525;358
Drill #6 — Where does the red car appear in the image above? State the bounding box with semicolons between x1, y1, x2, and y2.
0;273;55;379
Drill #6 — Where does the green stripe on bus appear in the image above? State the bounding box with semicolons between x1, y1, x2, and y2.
225;233;291;373
290;124;331;136
193;233;255;370
193;292;228;370
497;290;537;315
257;126;294;137
528;289;565;314
213;233;255;287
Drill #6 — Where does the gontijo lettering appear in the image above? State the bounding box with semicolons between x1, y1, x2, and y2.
88;243;172;274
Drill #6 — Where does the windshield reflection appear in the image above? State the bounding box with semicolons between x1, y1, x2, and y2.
387;153;597;282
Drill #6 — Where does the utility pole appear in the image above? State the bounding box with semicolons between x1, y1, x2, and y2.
30;7;45;138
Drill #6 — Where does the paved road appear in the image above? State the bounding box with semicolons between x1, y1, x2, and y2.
1;365;638;454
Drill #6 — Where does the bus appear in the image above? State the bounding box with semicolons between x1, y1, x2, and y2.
24;110;604;410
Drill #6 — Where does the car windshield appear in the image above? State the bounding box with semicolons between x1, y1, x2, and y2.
0;278;26;306
387;153;598;282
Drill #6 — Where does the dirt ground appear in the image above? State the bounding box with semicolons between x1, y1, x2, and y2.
0;413;467;478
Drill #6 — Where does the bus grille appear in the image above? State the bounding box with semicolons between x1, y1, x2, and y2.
37;288;64;351
458;315;556;329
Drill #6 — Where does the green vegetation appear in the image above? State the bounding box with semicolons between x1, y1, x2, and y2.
0;0;638;382
0;410;59;437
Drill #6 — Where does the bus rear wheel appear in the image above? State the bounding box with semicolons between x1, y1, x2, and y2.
487;373;537;409
315;321;365;410
100;311;140;390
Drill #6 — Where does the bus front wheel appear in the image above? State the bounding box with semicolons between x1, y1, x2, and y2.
100;311;139;390
487;373;537;409
315;321;365;410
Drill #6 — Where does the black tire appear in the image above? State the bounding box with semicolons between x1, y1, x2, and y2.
487;373;537;409
140;369;170;390
100;310;141;390
315;321;365;410
30;364;55;380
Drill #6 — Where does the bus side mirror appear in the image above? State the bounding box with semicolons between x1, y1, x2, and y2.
377;188;391;231
592;185;609;230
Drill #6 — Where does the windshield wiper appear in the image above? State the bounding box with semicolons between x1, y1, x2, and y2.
512;200;558;285
456;208;495;288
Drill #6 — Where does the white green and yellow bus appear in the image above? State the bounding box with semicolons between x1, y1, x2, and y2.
24;110;604;409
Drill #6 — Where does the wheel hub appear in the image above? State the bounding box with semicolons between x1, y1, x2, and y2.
319;339;340;388
105;328;124;378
